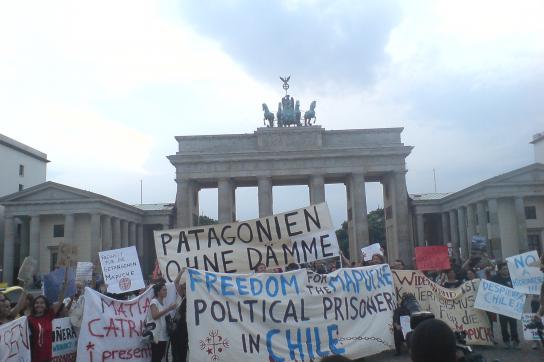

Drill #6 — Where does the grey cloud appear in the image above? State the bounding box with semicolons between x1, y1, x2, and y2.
180;0;401;91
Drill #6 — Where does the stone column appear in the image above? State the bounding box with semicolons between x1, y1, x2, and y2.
121;220;129;247
257;177;273;217
64;213;75;244
218;178;236;223
102;215;112;250
29;215;40;269
308;175;325;204
393;171;412;263
346;173;369;260
136;224;144;258
90;214;101;259
441;212;449;244
476;201;488;238
2;216;15;283
457;207;467;258
449;210;460;259
466;204;476;243
19;218;29;264
514;197;528;252
112;218;121;249
487;198;499;240
416;213;425;246
129;222;136;247
176;180;192;228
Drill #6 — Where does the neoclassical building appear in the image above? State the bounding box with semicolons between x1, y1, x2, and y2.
0;182;173;283
410;133;544;260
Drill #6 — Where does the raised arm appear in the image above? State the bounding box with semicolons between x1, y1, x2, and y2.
150;302;176;320
8;286;28;318
52;268;69;315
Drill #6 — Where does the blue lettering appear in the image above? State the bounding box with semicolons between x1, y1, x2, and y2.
188;269;202;291
266;329;284;362
328;324;346;355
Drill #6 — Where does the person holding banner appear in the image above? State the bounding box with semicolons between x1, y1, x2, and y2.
0;288;27;324
170;270;189;362
147;281;177;362
492;262;520;349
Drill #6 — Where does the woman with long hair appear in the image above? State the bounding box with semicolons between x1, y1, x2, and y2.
148;282;177;362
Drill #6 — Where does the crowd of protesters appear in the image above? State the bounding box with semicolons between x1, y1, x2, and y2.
1;247;543;362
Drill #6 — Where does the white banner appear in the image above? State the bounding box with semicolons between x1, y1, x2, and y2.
76;262;94;284
99;246;145;294
360;243;382;262
52;317;77;362
76;287;153;362
0;316;31;362
186;265;395;361
474;279;526;320
155;203;340;281
506;250;544;295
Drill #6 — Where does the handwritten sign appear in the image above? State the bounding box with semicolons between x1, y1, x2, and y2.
17;256;37;284
506;251;544;295
0;316;31;362
392;270;492;345
470;236;487;256
154;203;340;281
414;246;450;271
521;313;544;341
52;317;77;362
361;243;382;262
58;243;78;268
75;262;94;284
76;287;153;362
187;265;395;361
474;279;526;320
99;246;145;294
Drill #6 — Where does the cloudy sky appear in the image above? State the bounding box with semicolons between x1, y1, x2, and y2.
1;0;543;228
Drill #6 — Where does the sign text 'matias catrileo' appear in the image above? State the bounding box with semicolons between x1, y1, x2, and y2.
154;203;340;280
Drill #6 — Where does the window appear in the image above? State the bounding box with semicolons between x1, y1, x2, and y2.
53;224;65;238
528;234;541;254
50;249;58;271
19;164;24;176
18;184;23;191
525;206;537;220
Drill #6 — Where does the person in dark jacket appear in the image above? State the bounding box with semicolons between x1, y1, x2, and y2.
492;262;519;349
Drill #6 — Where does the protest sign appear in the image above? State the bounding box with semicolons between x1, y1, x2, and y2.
521;313;544;341
399;315;411;338
52;317;77;362
58;242;78;268
44;267;76;302
99;246;145;294
76;287;153;362
155;203;340;281
361;243;382;262
17;256;37;284
414;246;450;271
474;279;525;320
506;250;544;295
471;236;487;256
75;262;94;284
392;270;493;345
0;316;31;362
186;264;395;361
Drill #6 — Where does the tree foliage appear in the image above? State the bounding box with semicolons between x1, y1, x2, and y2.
335;208;385;259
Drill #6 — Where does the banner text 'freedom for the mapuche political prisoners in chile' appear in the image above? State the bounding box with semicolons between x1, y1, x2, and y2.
186;264;396;362
154;203;340;280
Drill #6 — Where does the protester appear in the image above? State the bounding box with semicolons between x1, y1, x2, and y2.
148;282;177;362
492;261;520;349
254;262;267;273
320;356;352;361
464;268;476;281
171;270;189;362
390;259;405;270
65;281;85;334
410;319;457;362
441;269;462;289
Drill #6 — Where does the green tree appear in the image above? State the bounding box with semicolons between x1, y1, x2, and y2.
335;208;385;259
197;215;218;225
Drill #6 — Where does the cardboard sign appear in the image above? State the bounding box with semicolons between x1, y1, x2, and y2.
76;287;153;362
0;316;31;362
154;203;340;281
521;313;544;341
361;243;383;262
506;251;544;295
43;267;76;302
58;243;78;268
75;262;94;284
470;236;487;256
392;270;493;345
187;265;395;361
414;246;450;271
474;279;526;320
17;256;37;284
52;317;77;362
98;246;145;294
